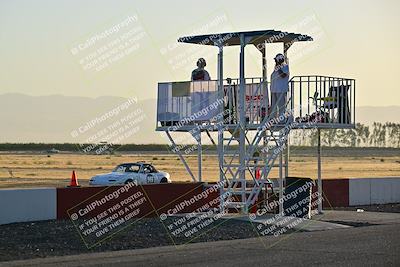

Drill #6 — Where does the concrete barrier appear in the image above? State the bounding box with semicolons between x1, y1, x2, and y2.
349;177;400;206
349;178;371;206
1;177;399;225
370;178;392;204
314;177;400;208
0;188;56;225
390;178;400;203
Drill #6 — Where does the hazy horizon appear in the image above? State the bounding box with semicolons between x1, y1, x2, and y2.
2;91;400;108
1;93;399;144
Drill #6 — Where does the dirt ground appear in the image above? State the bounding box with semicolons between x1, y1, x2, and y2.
0;151;399;188
0;217;264;262
0;203;399;263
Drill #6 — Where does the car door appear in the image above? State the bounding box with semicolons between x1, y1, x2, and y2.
148;165;161;183
110;165;128;184
121;164;140;184
141;164;156;184
137;165;147;184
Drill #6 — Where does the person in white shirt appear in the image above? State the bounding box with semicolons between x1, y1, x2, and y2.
270;53;289;121
191;58;211;81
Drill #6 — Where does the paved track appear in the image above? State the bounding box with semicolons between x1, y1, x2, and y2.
2;223;399;267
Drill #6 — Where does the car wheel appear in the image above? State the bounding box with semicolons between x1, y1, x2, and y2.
125;179;134;184
160;177;168;183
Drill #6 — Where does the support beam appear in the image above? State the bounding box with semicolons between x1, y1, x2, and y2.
279;132;284;215
197;132;202;182
254;42;269;117
239;34;247;213
285;137;289;178
205;129;216;146
283;42;292;64
262;44;269;112
261;44;267;81
166;131;197;182
190;129;202;182
255;42;268;111
317;129;323;214
217;45;225;212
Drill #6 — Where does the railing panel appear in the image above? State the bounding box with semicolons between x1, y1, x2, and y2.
157;79;268;127
290;76;355;127
157;75;355;129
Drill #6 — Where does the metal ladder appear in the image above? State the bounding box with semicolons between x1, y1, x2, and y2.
220;103;293;213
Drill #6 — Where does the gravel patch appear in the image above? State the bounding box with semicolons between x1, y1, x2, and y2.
0;217;270;262
3;204;397;262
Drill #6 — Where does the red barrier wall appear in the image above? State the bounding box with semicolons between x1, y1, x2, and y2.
322;179;349;207
312;179;349;208
57;183;219;220
57;179;352;222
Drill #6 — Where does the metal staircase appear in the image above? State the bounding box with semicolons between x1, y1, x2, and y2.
219;84;293;214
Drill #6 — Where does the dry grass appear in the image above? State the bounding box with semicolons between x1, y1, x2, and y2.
0;152;399;188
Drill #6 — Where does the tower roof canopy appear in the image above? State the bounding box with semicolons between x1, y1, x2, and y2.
178;29;313;47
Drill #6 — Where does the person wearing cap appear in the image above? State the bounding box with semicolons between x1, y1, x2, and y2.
270;53;290;121
191;58;211;81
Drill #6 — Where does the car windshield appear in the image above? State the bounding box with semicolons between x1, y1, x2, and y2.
113;164;140;173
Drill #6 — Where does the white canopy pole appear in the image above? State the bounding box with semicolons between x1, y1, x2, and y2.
239;34;247;213
217;44;225;212
317;128;323;214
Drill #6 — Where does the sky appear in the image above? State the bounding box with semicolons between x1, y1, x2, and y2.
0;0;399;107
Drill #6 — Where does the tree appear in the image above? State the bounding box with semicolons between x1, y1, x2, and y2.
362;124;370;147
370;122;382;147
322;128;337;146
309;129;319;146
386;123;400;148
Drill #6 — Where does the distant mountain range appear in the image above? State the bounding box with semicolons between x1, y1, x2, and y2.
0;93;399;143
0;93;159;144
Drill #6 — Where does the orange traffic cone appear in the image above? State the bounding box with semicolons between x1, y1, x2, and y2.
68;170;80;187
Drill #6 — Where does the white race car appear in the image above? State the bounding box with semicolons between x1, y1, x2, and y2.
89;162;171;186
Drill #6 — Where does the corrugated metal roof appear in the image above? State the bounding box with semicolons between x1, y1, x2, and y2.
178;29;313;46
